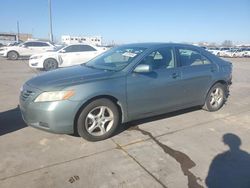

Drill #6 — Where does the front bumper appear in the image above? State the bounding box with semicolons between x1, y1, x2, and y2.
0;51;7;57
29;59;43;68
19;85;81;134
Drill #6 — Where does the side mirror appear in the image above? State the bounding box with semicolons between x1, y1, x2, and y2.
134;64;152;73
59;49;66;53
21;44;27;48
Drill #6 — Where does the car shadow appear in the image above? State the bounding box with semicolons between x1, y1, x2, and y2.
206;133;250;188
0;106;27;136
116;106;201;134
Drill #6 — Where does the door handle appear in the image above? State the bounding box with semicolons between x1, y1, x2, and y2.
172;72;180;79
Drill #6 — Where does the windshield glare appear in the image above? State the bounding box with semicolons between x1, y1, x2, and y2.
85;46;146;71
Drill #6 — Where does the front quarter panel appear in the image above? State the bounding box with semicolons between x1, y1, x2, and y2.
66;76;128;122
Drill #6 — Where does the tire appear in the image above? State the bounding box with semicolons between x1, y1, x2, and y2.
43;58;58;71
7;51;19;60
203;83;227;112
77;98;120;141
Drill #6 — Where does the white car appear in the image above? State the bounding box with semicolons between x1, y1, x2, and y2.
0;41;56;60
223;49;245;58
207;47;221;56
242;48;250;57
218;47;232;57
29;44;108;71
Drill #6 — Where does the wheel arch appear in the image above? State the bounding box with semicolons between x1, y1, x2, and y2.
73;95;124;135
203;79;229;104
43;58;59;70
43;57;58;65
7;50;19;57
213;80;228;86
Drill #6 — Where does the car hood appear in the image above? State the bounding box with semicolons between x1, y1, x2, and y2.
26;65;120;91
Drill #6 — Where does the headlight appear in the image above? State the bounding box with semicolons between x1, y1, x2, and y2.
30;55;43;60
34;90;74;102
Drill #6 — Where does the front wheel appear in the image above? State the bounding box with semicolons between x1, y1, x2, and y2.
203;83;227;112
77;99;120;141
43;58;58;71
7;51;19;60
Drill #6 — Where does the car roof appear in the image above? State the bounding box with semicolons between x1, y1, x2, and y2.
120;42;200;49
25;40;53;43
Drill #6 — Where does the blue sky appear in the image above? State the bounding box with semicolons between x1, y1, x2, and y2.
0;0;250;44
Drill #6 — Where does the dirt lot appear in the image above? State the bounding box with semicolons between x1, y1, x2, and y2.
0;57;250;188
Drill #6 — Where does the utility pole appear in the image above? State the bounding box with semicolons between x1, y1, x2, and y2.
17;21;20;42
48;0;53;42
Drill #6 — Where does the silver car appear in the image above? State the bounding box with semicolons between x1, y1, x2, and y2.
19;43;232;141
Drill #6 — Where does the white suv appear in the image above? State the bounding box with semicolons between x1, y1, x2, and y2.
0;41;55;60
29;44;108;71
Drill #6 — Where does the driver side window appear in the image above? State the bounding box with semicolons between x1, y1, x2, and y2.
24;42;33;47
139;47;175;70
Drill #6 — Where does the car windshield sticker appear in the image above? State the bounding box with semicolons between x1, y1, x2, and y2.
122;52;137;58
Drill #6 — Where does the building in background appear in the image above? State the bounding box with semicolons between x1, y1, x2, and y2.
0;32;32;45
61;35;102;46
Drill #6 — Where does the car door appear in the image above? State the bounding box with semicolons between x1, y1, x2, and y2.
29;42;52;54
176;47;217;106
58;45;80;66
18;42;34;56
126;47;184;119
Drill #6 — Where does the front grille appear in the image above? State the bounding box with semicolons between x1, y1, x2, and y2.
21;89;35;101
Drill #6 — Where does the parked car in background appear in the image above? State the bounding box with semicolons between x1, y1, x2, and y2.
207;47;221;56
223;49;244;57
218;47;231;57
29;44;108;71
207;47;234;57
0;41;56;60
242;48;250;57
20;43;232;141
6;40;23;46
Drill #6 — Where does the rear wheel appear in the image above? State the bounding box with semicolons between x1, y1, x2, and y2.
43;58;58;71
203;83;227;112
77;98;120;141
7;51;19;60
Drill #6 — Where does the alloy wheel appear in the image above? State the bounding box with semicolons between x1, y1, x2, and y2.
209;87;223;108
85;106;114;136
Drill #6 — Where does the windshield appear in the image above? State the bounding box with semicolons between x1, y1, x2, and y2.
18;42;25;47
84;46;147;71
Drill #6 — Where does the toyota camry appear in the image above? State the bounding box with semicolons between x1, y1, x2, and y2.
19;43;232;141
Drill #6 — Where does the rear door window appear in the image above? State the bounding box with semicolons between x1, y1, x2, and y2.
177;48;211;67
78;45;97;52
